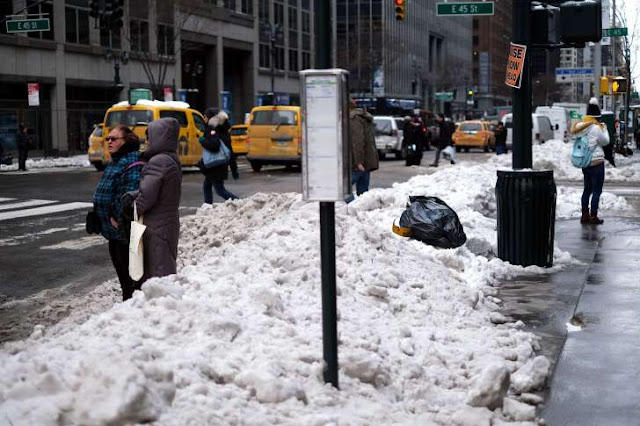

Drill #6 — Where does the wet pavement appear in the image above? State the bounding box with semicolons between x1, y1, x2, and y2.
498;217;640;425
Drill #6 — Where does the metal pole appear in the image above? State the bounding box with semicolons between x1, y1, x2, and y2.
624;44;631;146
315;0;338;389
512;0;532;169
271;28;275;96
612;0;617;116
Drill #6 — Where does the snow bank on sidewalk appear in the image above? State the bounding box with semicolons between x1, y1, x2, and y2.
0;155;90;172
491;139;640;182
0;157;631;425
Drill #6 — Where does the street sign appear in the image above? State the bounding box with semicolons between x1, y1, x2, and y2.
28;83;40;107
570;111;581;119
435;92;454;101
6;18;50;33
602;27;628;37
129;88;153;104
505;43;527;89
633;92;639;100
437;2;494;16
555;68;594;83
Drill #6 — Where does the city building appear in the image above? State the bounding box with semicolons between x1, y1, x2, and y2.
0;0;314;156
336;0;472;117
471;0;511;115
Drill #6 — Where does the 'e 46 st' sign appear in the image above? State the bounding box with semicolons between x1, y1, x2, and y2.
6;18;50;33
436;2;494;16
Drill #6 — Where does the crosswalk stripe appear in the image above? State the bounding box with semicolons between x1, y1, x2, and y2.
0;199;57;212
0;202;93;222
0;198;16;203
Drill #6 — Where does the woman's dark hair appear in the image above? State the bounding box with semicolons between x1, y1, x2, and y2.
204;107;219;119
111;125;140;145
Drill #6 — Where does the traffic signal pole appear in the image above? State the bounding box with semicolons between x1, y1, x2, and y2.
512;0;532;169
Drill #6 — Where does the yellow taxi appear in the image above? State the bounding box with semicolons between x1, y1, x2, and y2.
91;100;207;169
230;124;249;155
246;105;301;172
452;120;495;152
87;124;105;171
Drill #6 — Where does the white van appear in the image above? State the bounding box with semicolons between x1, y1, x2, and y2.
535;106;571;142
502;113;556;148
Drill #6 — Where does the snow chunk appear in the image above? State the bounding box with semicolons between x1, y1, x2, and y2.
511;356;551;394
451;406;493;426
502;397;537;421
466;363;510;410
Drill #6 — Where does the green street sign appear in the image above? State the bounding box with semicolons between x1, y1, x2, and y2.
437;2;494;16
6;18;50;33
435;92;454;101
570;111;581;119
633;92;639;100
602;27;628;37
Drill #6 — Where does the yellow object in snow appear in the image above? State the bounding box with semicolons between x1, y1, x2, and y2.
392;217;412;237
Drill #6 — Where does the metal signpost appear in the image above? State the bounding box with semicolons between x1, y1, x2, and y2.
436;2;494;16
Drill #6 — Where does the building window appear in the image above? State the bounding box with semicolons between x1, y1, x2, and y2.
130;19;149;52
260;43;271;68
275;46;285;70
301;0;310;10
289;49;299;71
27;0;54;40
302;51;311;70
224;0;236;11
289;29;298;48
65;5;90;44
241;0;253;15
274;1;284;26
100;17;122;49
158;24;174;56
301;11;310;33
259;0;269;21
288;6;297;29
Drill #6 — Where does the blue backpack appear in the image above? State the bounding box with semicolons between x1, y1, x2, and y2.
571;135;592;168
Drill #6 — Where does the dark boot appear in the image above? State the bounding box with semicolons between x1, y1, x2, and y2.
580;210;590;224
590;211;604;225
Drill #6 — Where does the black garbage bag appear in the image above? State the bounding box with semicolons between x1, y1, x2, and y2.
398;196;466;249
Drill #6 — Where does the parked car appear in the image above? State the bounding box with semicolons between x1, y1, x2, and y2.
90;100;207;171
502;113;555;148
452;120;495;152
87;123;105;171
535;106;571;142
246;105;301;172
373;115;404;159
230;124;249;155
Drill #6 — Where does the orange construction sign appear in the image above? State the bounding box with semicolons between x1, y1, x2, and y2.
505;43;527;89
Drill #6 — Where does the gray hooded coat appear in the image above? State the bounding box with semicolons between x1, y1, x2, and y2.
134;117;182;281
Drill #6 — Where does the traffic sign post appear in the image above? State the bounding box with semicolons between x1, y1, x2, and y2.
437;2;494;16
602;27;628;37
6;18;50;33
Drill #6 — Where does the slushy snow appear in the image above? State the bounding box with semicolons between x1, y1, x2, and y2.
0;144;634;425
0;155;90;172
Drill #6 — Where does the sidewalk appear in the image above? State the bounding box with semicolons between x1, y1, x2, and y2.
498;217;640;425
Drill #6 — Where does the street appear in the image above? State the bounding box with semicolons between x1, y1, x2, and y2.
0;152;488;343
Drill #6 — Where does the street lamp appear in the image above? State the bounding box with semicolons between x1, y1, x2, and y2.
183;61;204;106
261;21;283;98
105;49;128;87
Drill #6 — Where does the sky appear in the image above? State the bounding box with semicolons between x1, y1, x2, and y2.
621;0;639;84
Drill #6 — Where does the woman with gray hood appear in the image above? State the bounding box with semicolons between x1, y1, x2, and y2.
123;117;182;282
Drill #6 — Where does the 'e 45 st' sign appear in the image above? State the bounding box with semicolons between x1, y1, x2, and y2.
436;2;494;16
505;43;527;89
6;18;50;33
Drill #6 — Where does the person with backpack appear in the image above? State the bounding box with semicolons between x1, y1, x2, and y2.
570;97;610;225
346;98;379;202
91;125;144;300
430;114;456;167
198;108;239;203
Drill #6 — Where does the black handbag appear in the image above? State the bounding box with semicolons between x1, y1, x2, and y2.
85;210;102;235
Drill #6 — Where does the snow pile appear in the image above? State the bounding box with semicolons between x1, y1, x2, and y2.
0;157;631;425
0;155;90;172
491;139;640;182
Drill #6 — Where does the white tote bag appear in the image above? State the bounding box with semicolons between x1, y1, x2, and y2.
129;202;146;280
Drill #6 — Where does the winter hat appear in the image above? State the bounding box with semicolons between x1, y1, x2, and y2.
586;97;601;117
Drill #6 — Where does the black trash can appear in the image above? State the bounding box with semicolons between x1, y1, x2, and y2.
496;170;557;267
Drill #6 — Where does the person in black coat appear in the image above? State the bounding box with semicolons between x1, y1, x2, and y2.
403;115;424;166
199;108;239;203
16;123;32;171
430;114;456;166
494;122;507;155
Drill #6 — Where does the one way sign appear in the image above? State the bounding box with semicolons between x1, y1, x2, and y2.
555;68;594;83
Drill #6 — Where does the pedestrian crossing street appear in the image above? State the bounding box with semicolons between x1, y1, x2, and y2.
0;198;93;222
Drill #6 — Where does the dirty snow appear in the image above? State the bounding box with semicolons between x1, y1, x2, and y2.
0;155;90;172
0;149;633;425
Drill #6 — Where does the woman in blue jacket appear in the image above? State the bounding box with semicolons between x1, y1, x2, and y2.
92;125;144;300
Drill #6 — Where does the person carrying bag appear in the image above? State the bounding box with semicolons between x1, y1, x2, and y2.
128;202;146;281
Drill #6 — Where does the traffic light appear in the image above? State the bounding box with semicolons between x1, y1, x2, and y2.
395;0;405;21
89;0;100;19
111;0;124;29
560;0;602;43
600;77;609;95
466;89;474;106
612;77;627;94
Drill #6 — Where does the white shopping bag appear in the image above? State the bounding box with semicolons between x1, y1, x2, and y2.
129;202;146;280
442;145;455;161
